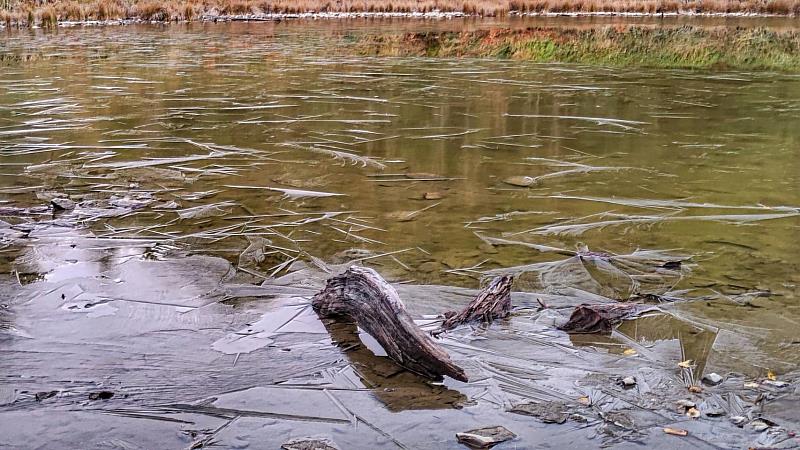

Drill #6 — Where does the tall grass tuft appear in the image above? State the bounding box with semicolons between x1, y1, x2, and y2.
0;9;12;26
222;0;252;14
62;1;84;20
181;1;196;19
136;1;169;20
39;4;57;26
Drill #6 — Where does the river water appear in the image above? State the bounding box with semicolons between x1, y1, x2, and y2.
1;20;799;449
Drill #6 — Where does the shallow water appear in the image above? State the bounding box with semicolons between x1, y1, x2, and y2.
1;20;799;448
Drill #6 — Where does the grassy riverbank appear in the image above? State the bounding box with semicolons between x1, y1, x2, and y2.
1;0;799;27
350;26;800;70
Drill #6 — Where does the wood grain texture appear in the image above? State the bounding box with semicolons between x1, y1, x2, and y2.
312;266;468;382
438;275;513;332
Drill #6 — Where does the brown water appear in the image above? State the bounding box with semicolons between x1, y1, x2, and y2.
0;20;799;448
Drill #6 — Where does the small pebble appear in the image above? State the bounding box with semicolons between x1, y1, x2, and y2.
51;198;76;211
749;419;771;432
731;416;748;427
422;191;444;200
456;426;516;448
502;175;535;187
88;391;114;400
702;373;723;385
621;376;637;387
570;414;589;423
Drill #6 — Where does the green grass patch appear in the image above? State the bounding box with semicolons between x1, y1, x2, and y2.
352;26;800;71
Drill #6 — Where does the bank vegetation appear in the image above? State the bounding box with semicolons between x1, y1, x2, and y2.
352;26;800;70
2;0;800;27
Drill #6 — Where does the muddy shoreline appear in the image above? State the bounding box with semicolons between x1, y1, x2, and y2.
4;17;800;71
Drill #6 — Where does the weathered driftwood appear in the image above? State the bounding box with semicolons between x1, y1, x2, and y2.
312;266;468;382
436;275;514;334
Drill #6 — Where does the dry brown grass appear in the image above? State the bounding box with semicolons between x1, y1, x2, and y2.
511;0;800;14
181;0;198;19
210;0;800;14
39;4;57;26
0;10;12;25
222;0;253;14
96;0;127;20
62;1;85;20
135;1;169;19
1;0;798;27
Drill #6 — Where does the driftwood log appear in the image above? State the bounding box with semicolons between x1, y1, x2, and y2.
312;266;468;382
558;303;647;333
436;275;514;334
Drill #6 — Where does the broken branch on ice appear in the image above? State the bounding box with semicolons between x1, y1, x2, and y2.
435;275;514;335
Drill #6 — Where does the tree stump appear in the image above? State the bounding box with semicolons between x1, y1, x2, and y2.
312;266;468;382
436;275;514;334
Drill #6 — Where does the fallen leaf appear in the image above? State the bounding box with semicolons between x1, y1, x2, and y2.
664;427;688;436
686;407;700;419
678;359;693;369
688;385;703;393
577;396;591;406
767;370;777;381
623;348;637;356
282;437;339;450
456;426;516;448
